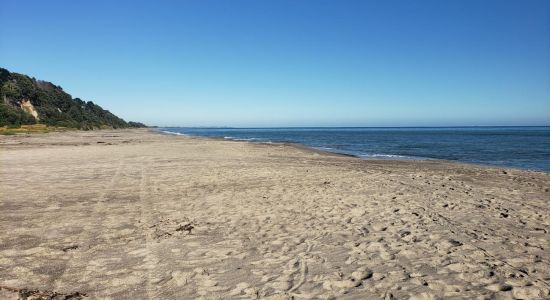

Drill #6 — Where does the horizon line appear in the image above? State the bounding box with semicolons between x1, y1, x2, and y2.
156;125;550;129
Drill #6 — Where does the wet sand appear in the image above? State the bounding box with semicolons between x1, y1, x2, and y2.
1;129;549;299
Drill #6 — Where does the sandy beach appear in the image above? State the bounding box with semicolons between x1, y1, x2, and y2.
0;129;549;299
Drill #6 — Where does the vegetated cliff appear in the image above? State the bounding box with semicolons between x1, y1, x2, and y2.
0;67;146;129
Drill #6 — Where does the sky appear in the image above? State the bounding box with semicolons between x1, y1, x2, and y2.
1;0;549;127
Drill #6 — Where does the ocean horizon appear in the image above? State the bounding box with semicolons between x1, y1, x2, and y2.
160;126;550;172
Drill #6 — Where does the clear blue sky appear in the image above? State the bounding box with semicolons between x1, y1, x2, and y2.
1;0;549;127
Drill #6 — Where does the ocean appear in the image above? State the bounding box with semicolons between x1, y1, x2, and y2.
159;127;550;172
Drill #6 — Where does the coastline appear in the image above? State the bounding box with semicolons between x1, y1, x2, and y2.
156;128;549;175
1;129;549;299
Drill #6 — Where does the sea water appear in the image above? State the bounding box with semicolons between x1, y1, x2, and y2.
160;127;550;172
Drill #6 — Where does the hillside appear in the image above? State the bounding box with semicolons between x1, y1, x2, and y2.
0;68;146;129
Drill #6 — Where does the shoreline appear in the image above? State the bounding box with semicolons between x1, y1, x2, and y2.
1;129;549;299
155;128;549;175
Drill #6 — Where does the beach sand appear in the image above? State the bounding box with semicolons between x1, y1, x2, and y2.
1;129;549;299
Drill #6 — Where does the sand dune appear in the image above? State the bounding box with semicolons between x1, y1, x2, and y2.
0;129;549;299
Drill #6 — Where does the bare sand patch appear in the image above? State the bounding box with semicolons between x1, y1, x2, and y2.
1;129;549;299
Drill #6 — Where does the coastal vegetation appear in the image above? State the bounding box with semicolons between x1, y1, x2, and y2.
0;124;76;135
0;67;146;130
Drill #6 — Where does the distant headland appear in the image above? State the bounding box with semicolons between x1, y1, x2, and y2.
0;67;146;131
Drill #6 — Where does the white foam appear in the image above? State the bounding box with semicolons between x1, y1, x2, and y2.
224;136;259;142
358;153;428;160
159;130;188;137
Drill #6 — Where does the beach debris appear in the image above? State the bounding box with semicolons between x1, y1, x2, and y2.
62;245;79;252
146;218;195;240
0;285;86;299
155;230;173;239
176;223;194;233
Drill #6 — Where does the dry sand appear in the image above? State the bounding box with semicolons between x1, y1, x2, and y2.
0;129;549;299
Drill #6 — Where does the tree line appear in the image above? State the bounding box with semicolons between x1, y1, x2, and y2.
0;68;146;129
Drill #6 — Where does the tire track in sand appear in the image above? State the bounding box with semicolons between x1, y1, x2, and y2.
66;158;127;288
138;157;158;300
